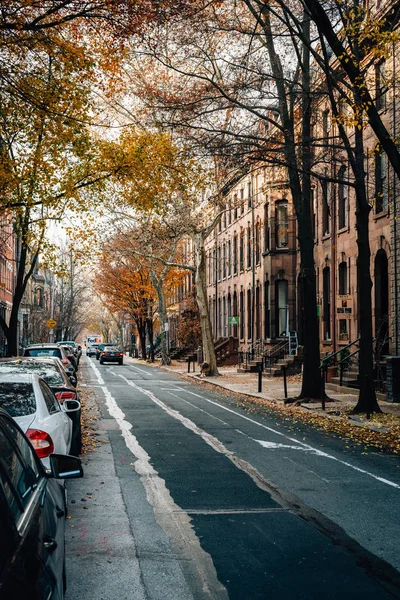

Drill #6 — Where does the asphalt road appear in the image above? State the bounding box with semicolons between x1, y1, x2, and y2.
65;357;400;600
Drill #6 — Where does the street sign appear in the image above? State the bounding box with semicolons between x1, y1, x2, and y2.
46;318;57;329
164;323;169;332
229;316;239;324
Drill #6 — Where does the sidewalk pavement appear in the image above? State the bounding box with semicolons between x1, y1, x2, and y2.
127;356;400;453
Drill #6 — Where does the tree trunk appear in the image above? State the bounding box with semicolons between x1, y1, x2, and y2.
147;317;154;362
298;16;323;399
150;273;171;365
254;2;322;398
352;125;381;414
193;232;219;376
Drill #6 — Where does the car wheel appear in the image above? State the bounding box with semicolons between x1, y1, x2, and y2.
119;360;123;365
99;358;103;364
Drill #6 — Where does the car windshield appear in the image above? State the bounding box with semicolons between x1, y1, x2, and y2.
24;348;62;358
0;364;64;386
0;382;36;416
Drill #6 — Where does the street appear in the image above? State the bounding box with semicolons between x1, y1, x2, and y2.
65;357;400;600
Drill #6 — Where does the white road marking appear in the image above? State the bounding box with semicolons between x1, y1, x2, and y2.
146;384;400;490
88;360;228;600
256;440;315;451
90;362;400;491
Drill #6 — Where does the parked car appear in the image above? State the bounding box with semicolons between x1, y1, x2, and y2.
0;373;81;469
99;346;124;365
58;341;82;363
59;344;78;372
86;343;100;357
23;344;76;379
59;341;78;355
0;358;82;455
0;406;83;599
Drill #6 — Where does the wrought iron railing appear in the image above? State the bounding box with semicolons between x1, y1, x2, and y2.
263;339;290;373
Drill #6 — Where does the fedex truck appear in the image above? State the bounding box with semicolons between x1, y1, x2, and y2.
86;335;102;345
86;335;102;357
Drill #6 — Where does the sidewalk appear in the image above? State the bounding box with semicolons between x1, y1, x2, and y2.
128;356;400;454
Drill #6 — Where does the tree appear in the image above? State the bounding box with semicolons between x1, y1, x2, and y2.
94;238;157;359
130;0;322;396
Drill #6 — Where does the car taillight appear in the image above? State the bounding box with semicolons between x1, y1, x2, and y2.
103;353;109;356
26;429;54;458
117;353;123;356
55;391;76;401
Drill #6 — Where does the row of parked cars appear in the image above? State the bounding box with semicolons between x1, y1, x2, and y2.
0;341;84;599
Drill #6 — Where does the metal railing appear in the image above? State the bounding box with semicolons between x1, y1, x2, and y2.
263;339;290;373
320;337;360;382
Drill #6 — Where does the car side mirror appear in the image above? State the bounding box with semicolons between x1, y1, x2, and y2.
63;399;81;413
69;376;77;387
49;454;83;478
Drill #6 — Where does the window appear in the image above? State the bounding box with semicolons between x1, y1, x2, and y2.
239;290;245;339
255;285;261;339
339;319;349;341
248;181;252;208
311;188;316;239
240;189;244;214
239;231;244;271
338;261;348;295
255;222;261;264
275;202;289;248
375;149;387;213
264;203;270;251
227;240;231;276
323;266;331;340
213;249;216;284
227;294;232;336
338;166;348;229
234;194;238;220
247;289;252;339
0;418;41;520
217;246;221;281
276;280;288;336
322;176;331;235
264;280;270;339
375;61;387;111
222;244;226;279
322;109;331;141
233;291;238;337
247;225;252;267
233;236;238;274
40;381;60;415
